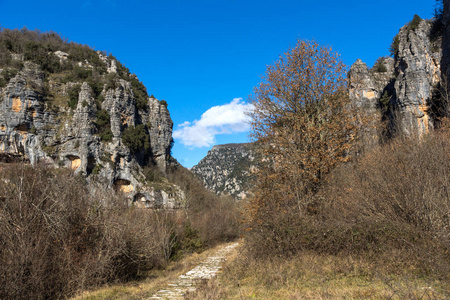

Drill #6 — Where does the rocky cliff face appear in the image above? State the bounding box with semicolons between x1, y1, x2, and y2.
349;16;442;138
393;19;441;135
0;30;181;208
348;57;395;147
191;143;256;199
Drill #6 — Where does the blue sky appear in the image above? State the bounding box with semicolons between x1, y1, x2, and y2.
0;0;437;167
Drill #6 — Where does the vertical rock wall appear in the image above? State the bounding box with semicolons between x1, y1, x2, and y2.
393;20;441;136
348;58;395;148
349;17;442;139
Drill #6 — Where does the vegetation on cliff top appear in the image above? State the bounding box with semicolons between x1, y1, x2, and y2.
0;27;158;157
0;27;151;110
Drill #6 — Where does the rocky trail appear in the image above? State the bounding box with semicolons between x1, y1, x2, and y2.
148;242;239;299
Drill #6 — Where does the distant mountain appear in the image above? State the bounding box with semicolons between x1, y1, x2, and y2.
191;143;257;199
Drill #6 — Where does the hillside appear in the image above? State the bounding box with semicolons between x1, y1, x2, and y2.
191;143;256;199
0;28;180;208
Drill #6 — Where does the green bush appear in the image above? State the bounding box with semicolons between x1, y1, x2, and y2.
408;14;422;31
0;67;18;87
389;34;400;56
372;58;388;73
67;84;81;109
122;124;150;153
143;164;164;182
105;73;118;90
88;77;104;100
29;126;37;134
95;109;113;142
379;90;391;115
130;76;149;111
71;66;92;80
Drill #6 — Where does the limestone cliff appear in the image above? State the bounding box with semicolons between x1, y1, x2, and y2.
0;29;181;208
348;57;395;147
393;19;441;135
349;16;442;137
191;143;256;199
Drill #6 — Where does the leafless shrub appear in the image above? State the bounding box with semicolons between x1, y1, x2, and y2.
0;161;241;299
318;131;450;276
167;163;241;250
0;164;177;299
244;131;449;278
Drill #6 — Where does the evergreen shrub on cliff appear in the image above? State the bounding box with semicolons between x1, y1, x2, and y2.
67;84;81;109
95;109;113;141
122;124;150;153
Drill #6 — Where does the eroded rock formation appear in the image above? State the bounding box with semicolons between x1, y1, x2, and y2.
0;44;180;208
348;57;395;147
349;17;442;138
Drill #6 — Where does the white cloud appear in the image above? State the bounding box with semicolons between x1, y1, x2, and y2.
173;98;254;148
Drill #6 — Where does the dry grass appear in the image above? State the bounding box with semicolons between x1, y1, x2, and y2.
188;252;450;299
70;242;239;300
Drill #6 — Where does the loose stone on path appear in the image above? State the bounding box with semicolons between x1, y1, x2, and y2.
149;242;239;299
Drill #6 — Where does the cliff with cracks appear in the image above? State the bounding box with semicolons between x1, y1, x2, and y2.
348;14;445;140
0;28;182;208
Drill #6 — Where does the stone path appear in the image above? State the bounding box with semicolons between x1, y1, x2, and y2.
148;242;239;299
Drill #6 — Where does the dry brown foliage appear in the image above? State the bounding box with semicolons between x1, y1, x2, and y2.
246;40;359;252
319;132;450;272
0;165;179;299
167;164;240;250
250;40;357;199
244;40;448;281
0;163;240;299
244;130;449;278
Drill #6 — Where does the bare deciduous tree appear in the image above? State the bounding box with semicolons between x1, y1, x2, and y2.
246;40;359;245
